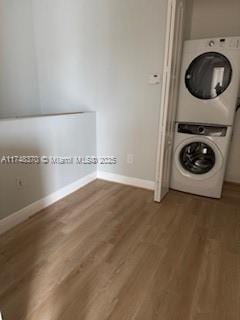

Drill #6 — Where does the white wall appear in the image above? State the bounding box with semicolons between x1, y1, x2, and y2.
189;0;240;183
190;0;240;40
33;0;173;183
0;0;40;118
0;0;98;117
96;0;168;181
32;0;99;114
184;0;193;40
33;0;170;182
0;112;96;220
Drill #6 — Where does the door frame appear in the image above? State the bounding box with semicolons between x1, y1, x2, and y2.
154;0;185;202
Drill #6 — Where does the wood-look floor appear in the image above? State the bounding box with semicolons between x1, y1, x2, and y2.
0;180;240;320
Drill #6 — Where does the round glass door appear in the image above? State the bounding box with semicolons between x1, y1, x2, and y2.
185;52;232;100
180;142;216;175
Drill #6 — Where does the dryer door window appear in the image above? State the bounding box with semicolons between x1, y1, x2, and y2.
185;52;232;100
180;142;216;175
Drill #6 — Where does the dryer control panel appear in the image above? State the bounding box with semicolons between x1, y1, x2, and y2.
178;123;227;137
206;37;240;49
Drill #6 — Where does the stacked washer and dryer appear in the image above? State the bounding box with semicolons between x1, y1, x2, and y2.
171;37;240;198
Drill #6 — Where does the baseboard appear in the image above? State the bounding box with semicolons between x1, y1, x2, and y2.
225;179;240;185
97;171;155;191
0;172;97;235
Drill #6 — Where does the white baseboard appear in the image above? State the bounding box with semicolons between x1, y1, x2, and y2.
225;177;240;184
0;172;97;235
97;171;155;191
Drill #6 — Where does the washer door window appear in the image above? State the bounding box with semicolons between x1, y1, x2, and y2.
185;52;232;100
180;142;216;175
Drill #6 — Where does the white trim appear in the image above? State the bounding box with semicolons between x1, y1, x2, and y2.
154;0;177;202
155;0;184;202
0;172;97;235
97;171;155;190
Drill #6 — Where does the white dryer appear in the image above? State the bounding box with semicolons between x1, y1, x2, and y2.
170;123;232;198
177;37;240;126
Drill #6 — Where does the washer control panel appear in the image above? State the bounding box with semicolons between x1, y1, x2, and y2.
178;123;227;137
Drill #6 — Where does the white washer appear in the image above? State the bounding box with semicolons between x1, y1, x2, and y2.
170;123;232;198
177;37;240;126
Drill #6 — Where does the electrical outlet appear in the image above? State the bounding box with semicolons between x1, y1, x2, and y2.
16;178;24;189
127;154;134;164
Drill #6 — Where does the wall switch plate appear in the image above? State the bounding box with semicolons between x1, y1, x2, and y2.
148;73;161;85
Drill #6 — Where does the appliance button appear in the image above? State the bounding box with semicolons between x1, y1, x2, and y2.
198;126;205;134
209;40;215;47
